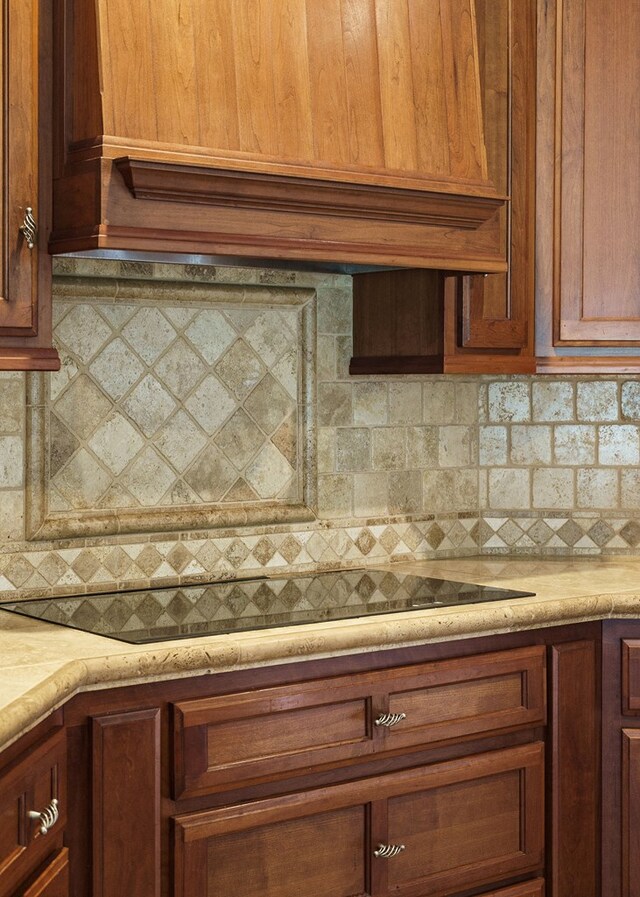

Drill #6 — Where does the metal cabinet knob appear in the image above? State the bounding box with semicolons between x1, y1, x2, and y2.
28;798;59;835
374;843;406;858
374;712;406;728
20;207;37;249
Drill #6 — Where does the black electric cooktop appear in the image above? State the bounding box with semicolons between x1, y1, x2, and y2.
0;569;535;645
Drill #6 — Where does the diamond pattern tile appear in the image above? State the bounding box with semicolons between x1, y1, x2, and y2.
215;340;265;400
122;308;177;364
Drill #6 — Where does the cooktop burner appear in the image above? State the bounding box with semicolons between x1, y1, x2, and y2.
0;569;535;645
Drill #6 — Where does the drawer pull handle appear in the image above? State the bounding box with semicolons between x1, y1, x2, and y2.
20;207;37;249
28;798;59;835
375;712;406;728
374;843;405;858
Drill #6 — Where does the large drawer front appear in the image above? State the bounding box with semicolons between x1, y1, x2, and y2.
173;742;545;897
0;730;66;897
622;640;640;713
172;645;546;798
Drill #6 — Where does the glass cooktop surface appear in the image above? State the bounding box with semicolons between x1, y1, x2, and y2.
0;569;535;645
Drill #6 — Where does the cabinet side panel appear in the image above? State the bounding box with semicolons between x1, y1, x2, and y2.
548;640;599;896
92;709;161;897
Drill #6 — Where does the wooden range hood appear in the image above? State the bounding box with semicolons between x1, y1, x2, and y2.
50;0;508;273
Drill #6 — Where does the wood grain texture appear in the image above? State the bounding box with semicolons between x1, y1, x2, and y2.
554;0;640;345
622;729;640;897
92;710;161;897
22;849;69;897
548;640;599;897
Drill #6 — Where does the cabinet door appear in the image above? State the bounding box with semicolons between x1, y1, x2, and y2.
0;0;58;370
553;0;640;345
174;743;544;897
20;849;69;897
622;729;640;897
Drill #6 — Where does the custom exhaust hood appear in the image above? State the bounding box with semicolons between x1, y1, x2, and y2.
50;0;508;273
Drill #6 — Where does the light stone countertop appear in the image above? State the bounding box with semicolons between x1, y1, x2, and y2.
2;555;640;752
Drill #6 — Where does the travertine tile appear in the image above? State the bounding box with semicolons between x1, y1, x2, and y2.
56;305;112;363
621;381;640;420
406;427;438;468
577;469;619;509
317;288;351;335
423;382;455;424
353;472;388;516
318;475;352;518
184;375;235;435
353;383;388;426
532;381;574;422
532;468;574;510
577;381;618;421
372;428;406;470
423;469;456;513
335;429;370;472
184;310;237;364
510;426;552;465
89;339;145;401
123;375;177;437
553;425;597;465
598;425;640;465
245;444;294;499
0;437;24;489
0;380;24;434
88;414;145;475
389;383;422;425
455;382;479;422
487;382;530;422
621;469;640;507
488;468;531;509
215;340;265;400
122;308;177;364
479;426;508;466
0;490;23;542
388;470;422;514
318;384;352;427
438;426;473;467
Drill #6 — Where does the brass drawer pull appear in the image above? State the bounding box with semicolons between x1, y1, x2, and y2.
374;712;406;728
374;843;405;858
28;798;59;835
20;207;37;249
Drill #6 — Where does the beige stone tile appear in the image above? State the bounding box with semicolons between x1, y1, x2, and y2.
621;381;640;420
532;381;574;422
0;380;23;434
388;470;422;514
245;443;294;499
155;411;207;472
317;428;336;473
455;469;479;511
353;472;388;516
184;309;237;364
53;448;111;508
244;310;296;367
244;375;295;436
122;307;177;364
488;468;531;510
423;382;455;424
317;288;352;335
56;304;112;363
317;335;336;382
318;474;353;518
0;490;24;542
576;381;618;421
121;447;175;505
88;413;145;475
479;426;508;466
621;470;640;507
335;336;353;380
0;436;23;489
184;445;237;502
215;409;265;470
335;428;370;472
89;338;145;402
271;346;298;400
553;425;597;465
372;428;406;470
353;383;388;426
423;469;456;513
577;469;619;509
54;375;112;440
406;427;438;468
184;375;235;435
510;426;552;465
122;375;177;438
215;340;266;400
318;383;352;427
49;350;79;402
487;382;530;422
532;468;574;509
389;383;422;425
438;426;473;468
270;413;298;468
598;425;640;465
154;339;207;400
454;382;479;422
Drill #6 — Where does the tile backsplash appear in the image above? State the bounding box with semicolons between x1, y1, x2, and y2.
1;258;640;599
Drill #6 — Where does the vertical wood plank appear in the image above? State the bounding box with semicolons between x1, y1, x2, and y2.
406;1;450;179
232;0;277;155
305;0;350;166
270;0;314;160
92;709;161;897
147;0;199;146
622;730;640;897
438;0;488;182
193;0;240;152
374;0;418;171
96;0;158;140
340;0;384;168
549;640;599;897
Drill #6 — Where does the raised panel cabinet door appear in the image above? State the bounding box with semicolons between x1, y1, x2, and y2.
622;729;640;897
20;849;69;897
0;0;58;370
554;0;640;344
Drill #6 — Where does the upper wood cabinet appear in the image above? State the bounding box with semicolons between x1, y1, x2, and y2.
536;0;640;371
0;0;59;371
51;0;508;272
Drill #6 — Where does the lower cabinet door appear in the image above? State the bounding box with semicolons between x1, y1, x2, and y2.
173;743;544;897
18;849;69;897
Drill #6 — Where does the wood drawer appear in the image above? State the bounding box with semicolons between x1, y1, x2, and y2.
18;849;69;897
172;645;545;798
0;730;66;897
482;882;544;897
622;640;640;713
173;742;545;897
